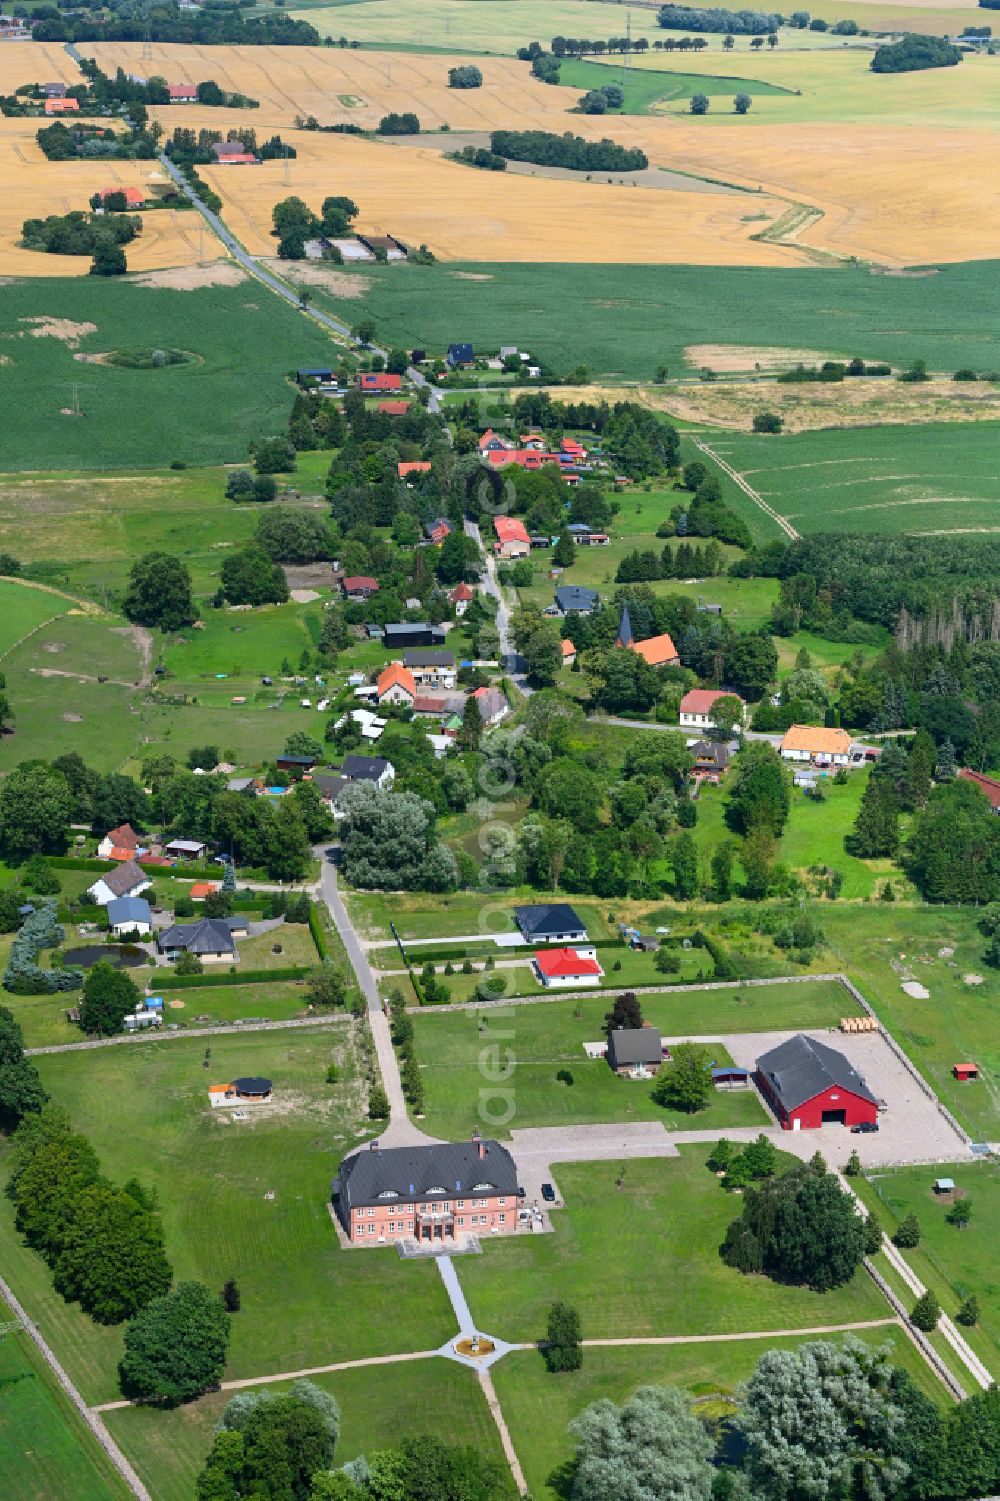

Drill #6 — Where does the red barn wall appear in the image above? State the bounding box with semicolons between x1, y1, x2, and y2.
757;1075;878;1130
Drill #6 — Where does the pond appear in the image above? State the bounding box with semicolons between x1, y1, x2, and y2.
63;945;148;969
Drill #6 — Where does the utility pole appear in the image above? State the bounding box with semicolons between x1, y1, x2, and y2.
622;7;632;89
283;142;290;186
65;382;84;417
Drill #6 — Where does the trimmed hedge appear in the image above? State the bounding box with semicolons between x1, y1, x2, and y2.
308;902;329;961
153;965;311;991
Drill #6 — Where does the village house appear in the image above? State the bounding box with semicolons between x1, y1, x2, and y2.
211;139;256;163
157;916;247;964
631;633;680;669
167;82;198;102
359;372;402;393
106;896;152;939
446;342;475;368
44;97;79;113
335;1136;519;1246
450;582;474;617
471;685;510;728
607;1027;665;1077
376;662;417;707
341;575;379;603
485;448;563;474
679;688;745;731
478;429;513;454
341;754;394;788
533;946;603;988
98;186;145;209
755;1033;879;1131
97;822;146;861
514;902;588;945
493;516;531;561
403;649;457;690
314;773;349;814
424;517;452;545
398;460;431;479
43;81;67;97
297;367;337;390
87;859;152;907
779;725;853;766
691;740;731;780
555;585;599;616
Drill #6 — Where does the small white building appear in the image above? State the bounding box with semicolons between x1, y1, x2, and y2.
106;896;152;938
88;860;152;908
532;946;603;988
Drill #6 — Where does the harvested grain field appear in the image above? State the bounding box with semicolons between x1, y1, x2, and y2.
0;118;227;276
197;130;803;266
658;378;1000;432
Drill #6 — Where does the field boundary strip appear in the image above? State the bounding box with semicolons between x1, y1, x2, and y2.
695;437;800;540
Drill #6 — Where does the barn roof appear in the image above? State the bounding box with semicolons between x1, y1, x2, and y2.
756;1033;877;1111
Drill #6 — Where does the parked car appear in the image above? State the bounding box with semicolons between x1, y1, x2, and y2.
517;1186;526;1198
850;1120;879;1134
541;1182;556;1202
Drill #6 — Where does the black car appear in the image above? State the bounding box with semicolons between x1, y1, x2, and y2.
541;1182;556;1202
517;1186;526;1199
850;1120;879;1134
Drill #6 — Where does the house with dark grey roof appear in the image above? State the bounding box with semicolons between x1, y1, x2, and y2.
106;896;152;938
87;859;152;908
607;1027;664;1076
157;917;241;963
755;1033;878;1131
555;585;599;615
335;1135;518;1245
341;755;394;787
402;648;456;688
514;903;588;945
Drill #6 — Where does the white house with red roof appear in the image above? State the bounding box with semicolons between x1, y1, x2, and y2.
562;638;577;667
679;688;745;731
533;947;603;989
97;823;148;861
376;662;416;707
450;582;474;617
478;429;513;454
167;82;198;102
493;515;530;560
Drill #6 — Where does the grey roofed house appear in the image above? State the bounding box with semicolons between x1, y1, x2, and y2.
90;859;150;900
157;918;237;958
514;902;587;943
692;740;731;771
106;896;151;930
756;1033;878;1112
403;648;455;669
607;1027;663;1070
336;1138;517;1221
313;773;349;804
555;585;599;614
473;686;508;725
341;754;391;783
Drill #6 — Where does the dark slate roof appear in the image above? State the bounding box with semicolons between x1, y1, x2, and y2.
514;902;587;939
447;343;475;362
313;774;349;801
158;918;237;956
555;585;599;612
617;605;634;646
692;740;730;768
338;1138;517;1212
608;1027;663;1067
403;649;455;668
233;1076;272;1093
342;755;390;782
106;896;151;926
756;1033;877;1111
92;859;149;898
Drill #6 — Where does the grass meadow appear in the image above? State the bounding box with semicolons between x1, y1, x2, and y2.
493;1324;949;1501
456;1148;890;1343
409;981;851;1137
706;422;1000;537
0;580;73;655
309;260;1000;385
556;56;794;111
0;1028;456;1407
0;1301;132;1501
0;279;338;471
105;1359;517;1501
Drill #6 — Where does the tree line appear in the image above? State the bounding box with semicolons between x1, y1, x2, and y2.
489;128;649;172
658;3;781;32
32;8;320;46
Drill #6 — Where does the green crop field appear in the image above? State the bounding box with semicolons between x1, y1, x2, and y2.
555;57;794;111
0;1027;456;1406
456;1148;889;1344
304;260;1000;386
0;280;339;472
105;1359;516;1501
0;1302;132;1501
493;1325;948;1501
705;422;1000;538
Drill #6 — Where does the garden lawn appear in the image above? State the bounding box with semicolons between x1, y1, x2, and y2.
0;1301;131;1501
457;1149;889;1343
347;891;620;946
105;1359;515;1501
821;904;1000;1142
410;980;851;1138
0;1027;455;1404
493;1328;949;1501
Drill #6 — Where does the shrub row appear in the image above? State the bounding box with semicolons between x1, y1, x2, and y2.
153;966;311;991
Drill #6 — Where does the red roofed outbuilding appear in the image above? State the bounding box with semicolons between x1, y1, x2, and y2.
341;575;379;601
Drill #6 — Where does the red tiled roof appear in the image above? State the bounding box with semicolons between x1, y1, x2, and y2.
561;638;576;658
680;688;742;714
342;575;378;592
189;882;218;899
493;516;530;545
630;633;679;668
106;823;139;848
450;583;473;602
397;459;430;475
534;947;603;978
359;372;402;391
168;83;197;98
377;663;416;700
959;768;1000;809
99;186;145;207
45;97;79;113
379;400;411;414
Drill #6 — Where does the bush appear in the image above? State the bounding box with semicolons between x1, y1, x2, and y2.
753;410;784;434
871;34;961;72
911;1290;940;1331
892;1212;921;1248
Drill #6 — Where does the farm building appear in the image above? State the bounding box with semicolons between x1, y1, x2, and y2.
164;838;206;860
359;372;402;392
167;82;197;102
209;1076;274;1107
87;860;152;907
680;688;745;730
514;903;588;945
607;1027;664;1076
953;1063;980;1081
630;632;680;668
533;947;603;988
755;1033;878;1131
106;896;152;938
493;515;531;560
98;186;145;208
780;726;853;765
44;96;78;113
358;233;407;260
335;1136;518;1245
383;622;445;650
297;367;337;389
276;753;316;773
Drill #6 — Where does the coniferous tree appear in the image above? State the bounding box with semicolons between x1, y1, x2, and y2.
846;775;899;858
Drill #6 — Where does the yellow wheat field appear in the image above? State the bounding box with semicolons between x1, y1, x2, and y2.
0;116;228;276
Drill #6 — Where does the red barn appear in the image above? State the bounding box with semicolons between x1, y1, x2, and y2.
755;1033;878;1131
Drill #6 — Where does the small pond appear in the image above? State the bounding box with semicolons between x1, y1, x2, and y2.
63;944;148;969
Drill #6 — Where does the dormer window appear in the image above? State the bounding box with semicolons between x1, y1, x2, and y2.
472;1182;495;1192
377;1190;398;1199
426;1186;446;1194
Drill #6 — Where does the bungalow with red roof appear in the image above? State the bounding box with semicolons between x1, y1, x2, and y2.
376;662;416;707
679;688;745;731
211;140;256;163
167;82;197;102
398;460;430;479
99;186;145;208
359;372;402;393
532;946;603;989
341;575;379;602
450;582;474;617
189;881;219;901
45;97;79;114
958;768;1000;811
493;515;530;560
